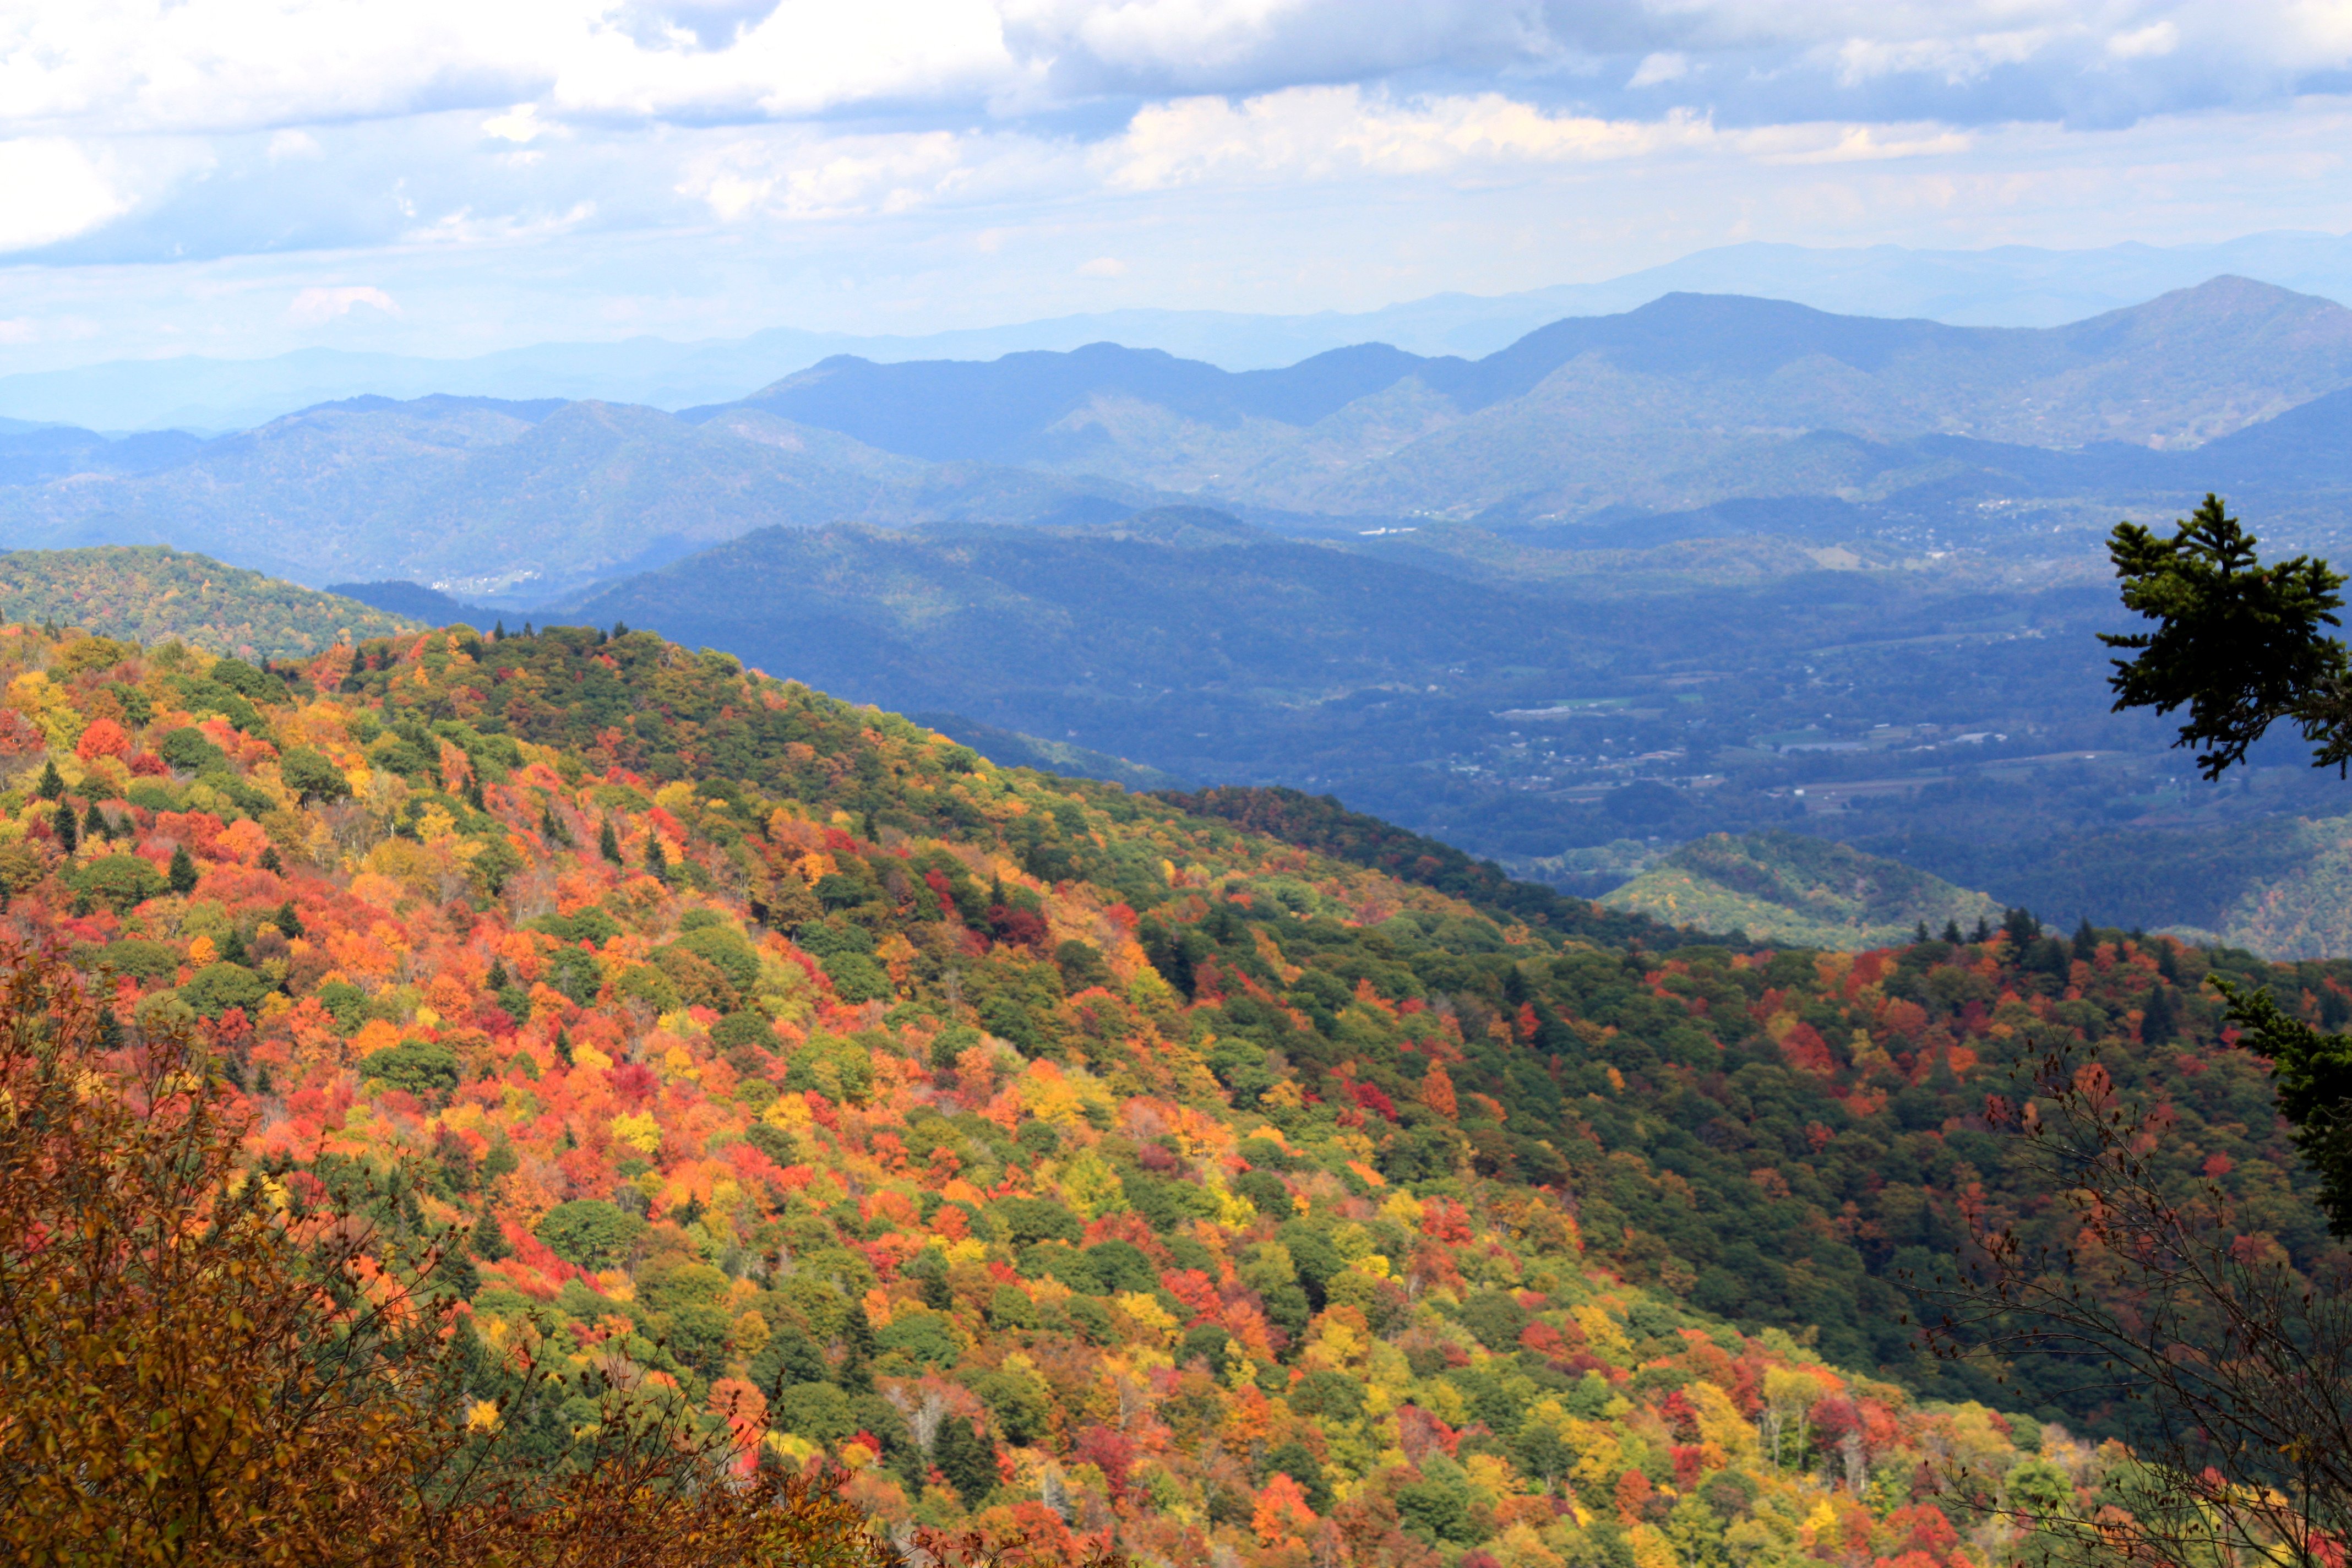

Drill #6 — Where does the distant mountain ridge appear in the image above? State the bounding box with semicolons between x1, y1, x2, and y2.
0;395;1163;596
692;277;2352;521
4;277;2352;595
12;230;2352;432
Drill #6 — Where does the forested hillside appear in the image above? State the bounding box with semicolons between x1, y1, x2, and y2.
3;614;2338;1566
0;544;420;657
1599;835;2002;951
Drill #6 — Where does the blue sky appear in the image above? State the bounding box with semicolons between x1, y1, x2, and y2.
3;0;2351;368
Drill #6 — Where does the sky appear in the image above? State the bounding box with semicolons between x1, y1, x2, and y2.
3;0;2352;369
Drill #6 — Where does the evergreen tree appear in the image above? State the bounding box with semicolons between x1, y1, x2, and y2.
273;899;304;939
221;927;249;966
2002;906;2040;949
2143;982;2179;1043
1941;918;1964;944
598;818;622;865
1913;920;1929;943
51;799;76;854
1972;916;1993;944
35;761;62;801
81;801;108;842
2073;917;2099;960
934;1415;998;1505
554;1027;574;1067
840;1306;876;1392
541;805;574;847
645;833;669;881
259;846;282;874
167;845;198;895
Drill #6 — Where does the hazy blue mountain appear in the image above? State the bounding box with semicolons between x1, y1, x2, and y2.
12;231;2352;433
0;393;1160;596
688;278;2352;520
0;423;206;484
324;579;497;629
6;281;2350;601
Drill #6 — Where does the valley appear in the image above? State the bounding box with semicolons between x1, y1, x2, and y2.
9;276;2352;951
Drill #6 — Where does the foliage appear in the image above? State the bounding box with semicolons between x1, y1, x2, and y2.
1601;832;2002;950
0;612;2336;1568
2105;494;2352;778
1917;1038;2352;1568
2209;977;2352;1236
0;941;898;1567
2100;499;2352;1234
0;545;420;660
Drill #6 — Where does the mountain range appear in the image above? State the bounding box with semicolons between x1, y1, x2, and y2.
12;275;2352;946
6;276;2352;599
690;276;2352;522
12;230;2352;433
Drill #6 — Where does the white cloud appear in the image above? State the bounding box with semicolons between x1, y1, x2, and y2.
0;0;2350;366
287;284;400;323
402;201;596;244
1098;86;1986;190
1829;28;2062;88
674;129;1010;220
2106;21;2179;59
1077;254;1125;276
0;138;133;252
481;104;545;143
1628;52;1689;88
2;1;2344;145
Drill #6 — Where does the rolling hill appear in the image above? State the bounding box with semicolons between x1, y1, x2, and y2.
1599;832;2005;950
0;544;420;657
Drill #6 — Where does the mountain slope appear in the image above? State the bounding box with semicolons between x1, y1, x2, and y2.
1600;832;2004;949
0;606;2338;1565
0;545;420;656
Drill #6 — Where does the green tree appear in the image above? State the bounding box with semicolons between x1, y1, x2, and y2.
167;844;198;895
534;1199;647;1270
357;1039;461;1099
51;799;77;854
72;854;166;913
181;962;268;1021
278;745;351;802
2104;493;2351;777
2104;495;2352;1231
